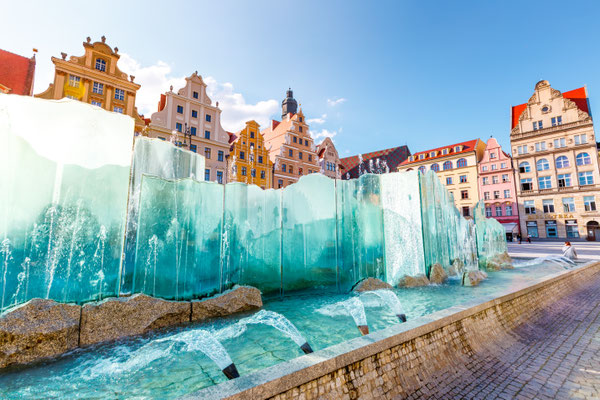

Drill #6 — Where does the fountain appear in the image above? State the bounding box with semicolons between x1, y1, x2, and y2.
360;289;407;323
318;297;369;335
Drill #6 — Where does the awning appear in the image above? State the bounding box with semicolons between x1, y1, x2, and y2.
501;223;518;233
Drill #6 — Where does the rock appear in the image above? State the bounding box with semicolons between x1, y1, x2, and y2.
352;278;393;292
429;263;448;284
192;286;262;322
450;258;465;276
500;262;514;270
79;294;190;347
398;274;430;288
486;251;514;270
462;270;488;286
486;260;502;271
0;299;80;368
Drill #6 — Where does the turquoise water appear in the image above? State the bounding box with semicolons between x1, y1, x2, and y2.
0;261;574;399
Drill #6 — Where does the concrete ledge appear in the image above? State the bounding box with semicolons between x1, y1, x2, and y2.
183;261;600;400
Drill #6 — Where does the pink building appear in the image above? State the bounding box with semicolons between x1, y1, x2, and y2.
478;137;520;240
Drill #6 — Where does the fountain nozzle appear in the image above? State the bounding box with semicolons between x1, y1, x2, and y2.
397;314;407;323
222;363;240;380
300;342;314;354
358;325;369;336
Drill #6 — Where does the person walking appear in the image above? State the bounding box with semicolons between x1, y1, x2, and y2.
526;234;531;243
518;233;522;244
562;241;577;260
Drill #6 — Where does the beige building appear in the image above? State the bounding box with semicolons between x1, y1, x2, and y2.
36;36;146;135
147;72;230;183
316;137;342;179
398;139;486;218
511;80;600;240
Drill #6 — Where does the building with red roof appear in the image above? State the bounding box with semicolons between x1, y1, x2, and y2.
0;49;36;96
339;145;410;180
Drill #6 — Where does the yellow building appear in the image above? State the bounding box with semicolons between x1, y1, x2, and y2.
36;36;146;135
397;139;486;218
229;120;273;189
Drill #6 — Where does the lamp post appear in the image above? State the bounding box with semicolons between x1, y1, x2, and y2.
181;122;193;148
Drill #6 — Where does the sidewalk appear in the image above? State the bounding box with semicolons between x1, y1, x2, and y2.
508;241;600;261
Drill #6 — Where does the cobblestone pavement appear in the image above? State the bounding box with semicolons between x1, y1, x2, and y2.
418;274;600;399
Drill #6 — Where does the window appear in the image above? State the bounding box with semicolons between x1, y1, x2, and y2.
298;152;303;160
457;158;467;168
482;166;488;172
204;130;211;139
92;82;104;94
491;164;497;170
551;116;563;126
543;199;555;213
216;171;223;184
502;174;509;183
536;159;549;171
299;126;303;133
206;114;212;122
501;162;507;169
454;145;462;152
493;191;500;199
533;120;543;130
258;155;263;164
495;206;502;217
289;149;293;157
113;106;123;114
558;173;571;187
204;147;211;159
460;175;467;183
91;100;101;107
261;170;266;179
218;151;224;162
176;123;182;132
490;152;497;159
177;105;184;114
535;142;546;152
278;179;283;188
251;168;256;178
193;91;199;99
566;220;579;238
504;189;510;198
562;197;575;212
556;156;569;169
460;190;468;199
95;58;107;71
484;192;490;200
250;131;255;139
553;138;566;148
584;196;597;211
192;110;198;118
282;164;286;172
526;221;539;238
519;162;531;173
542;106;549;113
524;200;536;214
574;134;587;145
292;136;297;143
299;117;303;122
579;171;594;185
446;177;453;185
204;169;210;181
443;161;453;170
441;149;448;155
69;75;81;88
241;167;247;176
190;127;197;136
190;144;197;153
418;166;426;173
289;166;293;174
462;207;470;217
521;178;533;191
517;145;528;155
576;152;591;166
485;207;492;217
114;89;125;101
506;206;513;216
429;151;437;157
427;163;437;172
492;176;499;184
538;176;552;189
298;168;303;176
308;155;312;161
419;154;426;160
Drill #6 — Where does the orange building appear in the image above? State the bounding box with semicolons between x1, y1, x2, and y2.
229;120;274;188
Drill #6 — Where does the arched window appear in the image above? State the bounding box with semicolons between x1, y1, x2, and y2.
556;155;570;169
418;166;426;174
519;161;531;173
457;158;467;168
443;161;453;170
536;158;549;171
576;152;591;166
431;163;439;172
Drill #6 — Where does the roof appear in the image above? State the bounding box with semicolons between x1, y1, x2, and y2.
339;145;411;175
0;49;35;95
399;139;479;166
511;86;589;129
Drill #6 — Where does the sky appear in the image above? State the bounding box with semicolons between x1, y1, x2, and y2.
3;0;600;158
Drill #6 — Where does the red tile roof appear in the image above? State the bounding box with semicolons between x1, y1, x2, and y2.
511;86;589;129
399;139;479;166
339;145;411;179
0;49;36;96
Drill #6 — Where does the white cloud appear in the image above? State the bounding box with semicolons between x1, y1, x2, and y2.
118;54;278;131
312;128;338;143
327;97;347;107
307;114;327;124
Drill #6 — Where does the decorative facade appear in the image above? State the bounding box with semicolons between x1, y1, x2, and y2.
316;137;342;179
35;36;145;135
339;145;411;180
397;139;486;218
0;49;36;95
262;89;320;188
147;72;230;183
511;80;600;240
478;137;520;239
229;120;273;188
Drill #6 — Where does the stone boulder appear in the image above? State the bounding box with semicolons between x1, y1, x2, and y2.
79;294;190;347
486;251;514;271
398;274;430;288
449;258;465;276
462;270;488;287
352;278;393;292
192;286;262;322
429;263;448;284
0;299;80;368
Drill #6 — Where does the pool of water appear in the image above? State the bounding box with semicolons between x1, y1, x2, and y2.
0;261;578;399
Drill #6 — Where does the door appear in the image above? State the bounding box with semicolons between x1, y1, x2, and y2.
588;221;599;241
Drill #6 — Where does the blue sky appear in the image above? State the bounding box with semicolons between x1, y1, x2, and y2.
3;0;600;157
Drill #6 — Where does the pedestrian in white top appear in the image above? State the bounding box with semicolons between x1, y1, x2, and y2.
562;241;577;261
